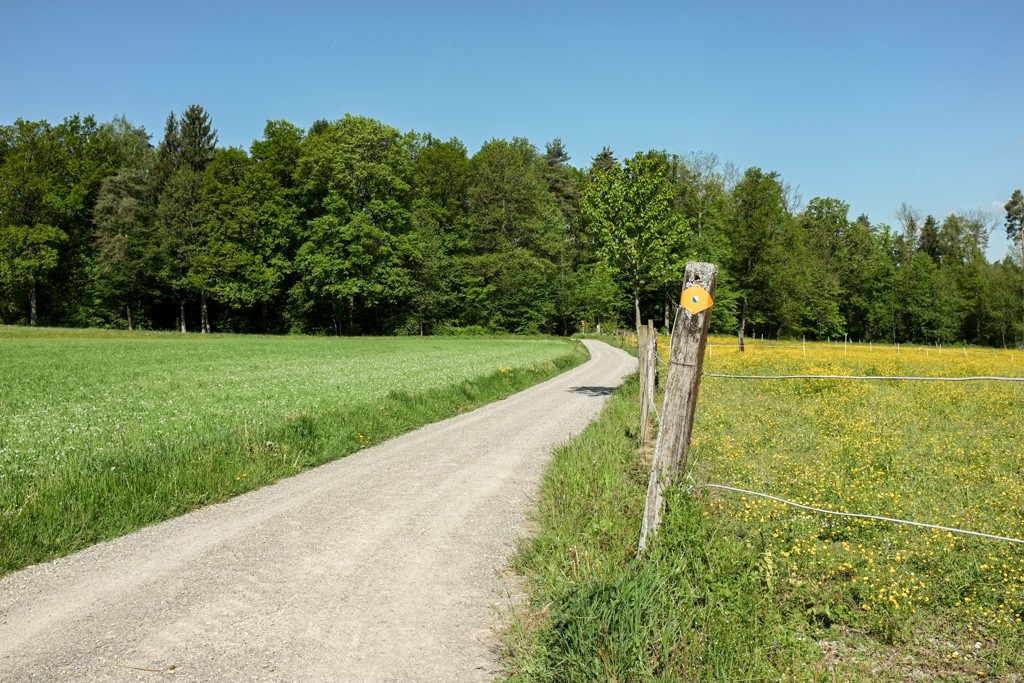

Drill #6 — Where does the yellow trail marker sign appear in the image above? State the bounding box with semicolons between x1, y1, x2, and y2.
680;285;713;314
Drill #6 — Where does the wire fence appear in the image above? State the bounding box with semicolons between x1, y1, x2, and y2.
632;332;1024;548
620;336;1020;366
705;341;1022;357
690;483;1024;546
703;372;1024;382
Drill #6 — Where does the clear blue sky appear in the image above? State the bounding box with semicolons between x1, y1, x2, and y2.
2;0;1021;259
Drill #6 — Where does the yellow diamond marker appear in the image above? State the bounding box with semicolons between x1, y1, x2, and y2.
680;285;713;314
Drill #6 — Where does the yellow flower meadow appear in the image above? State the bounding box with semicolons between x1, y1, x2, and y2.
675;335;1023;670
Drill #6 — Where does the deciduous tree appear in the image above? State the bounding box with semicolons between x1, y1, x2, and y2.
292;115;416;333
580;151;691;331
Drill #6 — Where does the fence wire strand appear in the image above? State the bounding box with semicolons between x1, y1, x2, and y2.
690;483;1024;546
703;373;1024;382
642;337;1022;546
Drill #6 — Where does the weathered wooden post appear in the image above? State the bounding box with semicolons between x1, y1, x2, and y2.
638;262;717;553
649;322;659;430
638;323;651;445
639;319;658;446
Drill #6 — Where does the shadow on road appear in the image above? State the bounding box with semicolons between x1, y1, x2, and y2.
567;385;616;397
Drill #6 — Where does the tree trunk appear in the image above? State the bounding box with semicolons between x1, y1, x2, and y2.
738;297;746;352
126;304;134;331
180;301;187;333
28;284;37;326
200;290;210;334
347;296;355;334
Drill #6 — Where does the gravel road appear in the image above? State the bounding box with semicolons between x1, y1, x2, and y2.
0;340;635;683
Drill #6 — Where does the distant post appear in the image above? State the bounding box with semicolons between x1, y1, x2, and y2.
638;322;651;444
638;262;717;553
645;318;657;421
638;319;657;447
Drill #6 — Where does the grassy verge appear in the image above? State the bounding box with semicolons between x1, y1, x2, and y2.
504;339;1024;681
0;331;587;576
504;375;821;681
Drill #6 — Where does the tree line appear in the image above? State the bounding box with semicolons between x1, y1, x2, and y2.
1;106;1022;346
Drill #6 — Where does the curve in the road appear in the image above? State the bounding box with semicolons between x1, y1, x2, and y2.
0;340;635;683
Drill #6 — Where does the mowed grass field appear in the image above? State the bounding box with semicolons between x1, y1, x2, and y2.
507;336;1023;681
0;326;585;575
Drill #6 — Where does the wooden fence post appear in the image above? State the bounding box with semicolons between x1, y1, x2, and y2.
638;262;717;553
639;320;657;446
638;323;651;445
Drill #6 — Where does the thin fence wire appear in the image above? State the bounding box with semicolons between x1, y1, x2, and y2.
704;342;1021;355
691;483;1024;546
703;373;1024;382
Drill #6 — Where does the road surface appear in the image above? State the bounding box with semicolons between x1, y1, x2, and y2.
0;340;635;682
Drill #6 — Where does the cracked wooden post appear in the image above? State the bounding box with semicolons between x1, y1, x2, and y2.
638;262;717;554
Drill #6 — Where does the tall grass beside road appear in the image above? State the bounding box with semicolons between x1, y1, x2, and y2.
505;337;1023;680
0;327;586;575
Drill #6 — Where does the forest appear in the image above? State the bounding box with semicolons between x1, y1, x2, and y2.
1;106;1022;346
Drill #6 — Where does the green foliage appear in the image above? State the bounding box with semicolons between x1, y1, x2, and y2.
0;115;111;324
150;106;221;330
156;167;205;299
290;115;418;333
292;212;414;332
568;262;629;331
1004;188;1023;244
0;223;67;323
798;197;849;338
580;151;692;330
468;138;560;257
462;138;564;333
725;167;799;340
197;147;296;319
0;108;1019;346
178;104;218;172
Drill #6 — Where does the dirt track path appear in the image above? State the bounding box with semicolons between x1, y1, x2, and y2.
0;340;635;682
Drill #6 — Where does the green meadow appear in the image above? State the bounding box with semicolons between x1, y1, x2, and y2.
0;326;585;575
